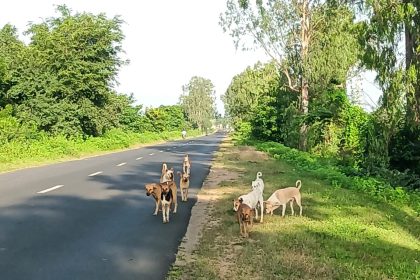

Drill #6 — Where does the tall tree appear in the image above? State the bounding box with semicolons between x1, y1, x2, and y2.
221;0;358;150
180;76;216;132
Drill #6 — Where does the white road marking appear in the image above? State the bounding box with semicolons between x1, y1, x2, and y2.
116;162;127;167
88;171;103;177
159;150;163;153
149;153;155;156
37;185;64;194
136;157;143;160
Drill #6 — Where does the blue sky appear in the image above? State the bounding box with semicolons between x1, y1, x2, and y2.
0;1;381;114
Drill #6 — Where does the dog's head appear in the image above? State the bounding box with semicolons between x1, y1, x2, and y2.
161;182;170;194
163;167;174;182
177;171;189;182
145;183;157;196
264;201;278;214
232;197;243;211
240;205;253;222
184;154;189;161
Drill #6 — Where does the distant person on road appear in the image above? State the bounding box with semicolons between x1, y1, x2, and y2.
181;129;187;139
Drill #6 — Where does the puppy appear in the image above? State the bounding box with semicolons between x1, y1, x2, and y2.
182;154;191;175
145;183;162;215
265;180;303;217
160;181;178;213
237;202;254;238
161;183;173;223
160;163;174;183
233;172;264;223
177;171;190;202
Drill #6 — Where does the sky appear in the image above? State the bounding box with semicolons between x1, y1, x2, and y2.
0;0;270;115
0;1;381;114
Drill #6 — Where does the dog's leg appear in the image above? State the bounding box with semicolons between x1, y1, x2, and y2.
282;204;286;217
166;205;170;222
162;204;166;223
259;198;264;223
185;188;189;201
254;207;259;221
290;201;294;216
154;200;159;215
295;195;303;216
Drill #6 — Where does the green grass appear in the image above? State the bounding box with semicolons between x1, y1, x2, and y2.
0;128;202;173
168;139;420;280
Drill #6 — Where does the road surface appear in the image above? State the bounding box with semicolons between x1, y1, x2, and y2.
0;132;224;280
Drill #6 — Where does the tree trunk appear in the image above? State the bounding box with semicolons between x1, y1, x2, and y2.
299;0;310;151
404;2;420;128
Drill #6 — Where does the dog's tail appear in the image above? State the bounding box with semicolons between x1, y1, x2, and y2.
296;180;302;189
256;171;262;179
162;163;167;173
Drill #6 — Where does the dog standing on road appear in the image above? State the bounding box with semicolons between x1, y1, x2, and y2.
182;154;191;175
160;163;175;183
265;180;303;217
161;183;173;223
177;171;190;201
145;183;162;216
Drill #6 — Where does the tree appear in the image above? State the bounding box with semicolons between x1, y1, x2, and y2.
6;5;127;137
180;76;216;132
221;0;359;150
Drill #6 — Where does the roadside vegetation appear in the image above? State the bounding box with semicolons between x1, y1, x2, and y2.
168;138;419;279
0;5;220;173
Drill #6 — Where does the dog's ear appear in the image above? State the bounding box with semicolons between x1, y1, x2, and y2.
239;198;243;203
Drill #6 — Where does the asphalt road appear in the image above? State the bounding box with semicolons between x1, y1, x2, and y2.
0;132;224;280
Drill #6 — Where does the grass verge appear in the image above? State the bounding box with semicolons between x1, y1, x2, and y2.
0;129;202;173
167;138;420;280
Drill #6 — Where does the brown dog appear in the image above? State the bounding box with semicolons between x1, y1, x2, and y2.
145;183;162;216
182;154;191;175
177;171;190;202
237;202;254;238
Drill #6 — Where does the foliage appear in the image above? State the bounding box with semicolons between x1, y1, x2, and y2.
180;76;216;131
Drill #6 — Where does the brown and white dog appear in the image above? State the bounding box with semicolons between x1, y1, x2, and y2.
177;171;190;202
161;183;173;223
145;183;162;216
265;180;303;217
237;202;254;238
160;163;175;183
182;154;191;175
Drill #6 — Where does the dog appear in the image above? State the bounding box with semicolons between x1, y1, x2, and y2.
233;171;265;223
145;183;162;216
265;180;302;217
182;154;191;175
160;163;174;183
161;182;173;223
160;181;178;213
237;202;254;238
177;171;190;201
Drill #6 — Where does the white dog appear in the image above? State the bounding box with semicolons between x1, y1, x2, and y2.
265;180;302;217
233;172;264;223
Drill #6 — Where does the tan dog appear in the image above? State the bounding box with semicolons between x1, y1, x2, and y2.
160;181;178;213
145;183;162;216
177;171;190;201
182;154;191;175
160;163;174;183
161;182;173;223
265;180;303;216
237;202;254;238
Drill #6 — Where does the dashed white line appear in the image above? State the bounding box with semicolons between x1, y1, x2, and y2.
37;185;64;194
159;150;163;153
116;162;127;167
149;153;155;156
88;171;103;177
136;157;143;160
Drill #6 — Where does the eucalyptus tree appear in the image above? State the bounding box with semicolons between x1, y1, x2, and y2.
179;76;217;132
221;0;359;150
